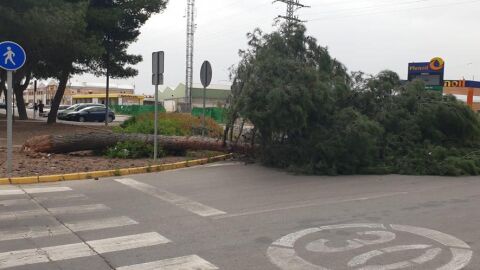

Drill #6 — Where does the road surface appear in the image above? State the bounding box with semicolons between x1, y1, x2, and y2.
0;162;478;269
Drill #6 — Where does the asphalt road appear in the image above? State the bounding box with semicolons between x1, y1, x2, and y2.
0;162;479;269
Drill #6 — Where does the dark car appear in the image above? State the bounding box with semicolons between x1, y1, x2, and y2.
0;103;6;109
57;103;105;120
62;106;115;122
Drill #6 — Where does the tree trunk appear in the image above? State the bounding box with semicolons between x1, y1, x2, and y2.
48;70;70;124
23;132;252;154
13;71;31;120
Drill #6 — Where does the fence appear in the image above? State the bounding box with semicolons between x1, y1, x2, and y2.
191;107;227;123
109;105;166;116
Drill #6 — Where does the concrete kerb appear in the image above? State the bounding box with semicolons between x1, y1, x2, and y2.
1;154;233;185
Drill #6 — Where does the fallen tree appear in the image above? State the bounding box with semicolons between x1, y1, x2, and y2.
23;132;252;154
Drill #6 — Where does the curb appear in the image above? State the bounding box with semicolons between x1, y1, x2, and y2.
0;154;233;185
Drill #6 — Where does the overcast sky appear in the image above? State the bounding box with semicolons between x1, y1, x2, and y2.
75;0;480;95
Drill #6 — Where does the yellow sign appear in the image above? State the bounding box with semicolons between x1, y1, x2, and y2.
429;57;445;71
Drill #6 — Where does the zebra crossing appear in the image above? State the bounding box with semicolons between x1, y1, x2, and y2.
0;185;219;270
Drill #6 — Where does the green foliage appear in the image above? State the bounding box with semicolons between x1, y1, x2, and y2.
105;141;163;159
116;113;224;138
229;22;480;176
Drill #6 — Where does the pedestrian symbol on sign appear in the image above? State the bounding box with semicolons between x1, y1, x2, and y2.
3;47;16;65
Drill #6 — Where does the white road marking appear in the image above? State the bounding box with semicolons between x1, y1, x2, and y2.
273;224;385;248
115;178;226;217
0;248;50;269
48;204;110;215
268;224;473;270
0;187;72;196
436;248;474;270
0;232;171;269
390;224;471;249
0;225;72;242
0;217;138;242
214;192;407;219
0;204;109;221
43;243;96;261
307;230;397;253
24;187;73;194
355;231;397;246
307;239;363;253
0;198;31;206
0;208;48;221
267;246;328;270
88;232;171;254
65;216;138;232
411;248;442;264
0;188;24;196
34;194;88;203
116;255;219;270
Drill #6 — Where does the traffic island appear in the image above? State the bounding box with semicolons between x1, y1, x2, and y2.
0;154;233;185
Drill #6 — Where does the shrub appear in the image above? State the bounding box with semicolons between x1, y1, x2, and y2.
116;113;223;138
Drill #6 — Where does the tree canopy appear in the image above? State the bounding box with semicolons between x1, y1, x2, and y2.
228;23;480;176
0;0;168;122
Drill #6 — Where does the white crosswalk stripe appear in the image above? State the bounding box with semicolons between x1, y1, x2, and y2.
0;195;88;207
0;204;110;221
115;178;226;217
34;193;89;203
48;204;110;215
0;198;31;206
88;232;171;253
0;186;72;196
0;186;219;270
116;255;219;270
0;233;171;269
65;216;139;232
0;216;138;242
24;187;73;194
0;225;71;242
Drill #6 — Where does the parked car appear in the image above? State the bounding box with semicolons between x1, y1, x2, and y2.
0;103;6;109
57;103;105;120
62;106;115;122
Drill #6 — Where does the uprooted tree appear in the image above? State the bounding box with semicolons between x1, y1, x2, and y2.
23;133;252;155
224;22;480;176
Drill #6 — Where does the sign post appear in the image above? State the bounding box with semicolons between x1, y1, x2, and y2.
152;51;164;161
200;61;212;137
0;41;27;176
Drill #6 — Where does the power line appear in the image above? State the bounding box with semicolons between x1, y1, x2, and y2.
186;0;195;109
274;0;310;23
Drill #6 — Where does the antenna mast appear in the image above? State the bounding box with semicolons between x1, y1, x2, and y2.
186;0;195;110
275;0;309;23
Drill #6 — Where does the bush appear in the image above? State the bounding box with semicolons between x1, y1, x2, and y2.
105;141;164;159
116;113;223;138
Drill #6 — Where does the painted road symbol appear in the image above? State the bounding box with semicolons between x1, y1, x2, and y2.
267;223;473;270
0;41;26;71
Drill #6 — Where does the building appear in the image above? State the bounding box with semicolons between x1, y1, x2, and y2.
25;81;144;106
154;83;231;112
443;80;480;112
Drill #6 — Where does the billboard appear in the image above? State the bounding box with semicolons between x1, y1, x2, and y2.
408;57;445;91
444;80;480;88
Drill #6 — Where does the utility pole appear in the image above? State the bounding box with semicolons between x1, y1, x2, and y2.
275;0;309;23
185;0;195;111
